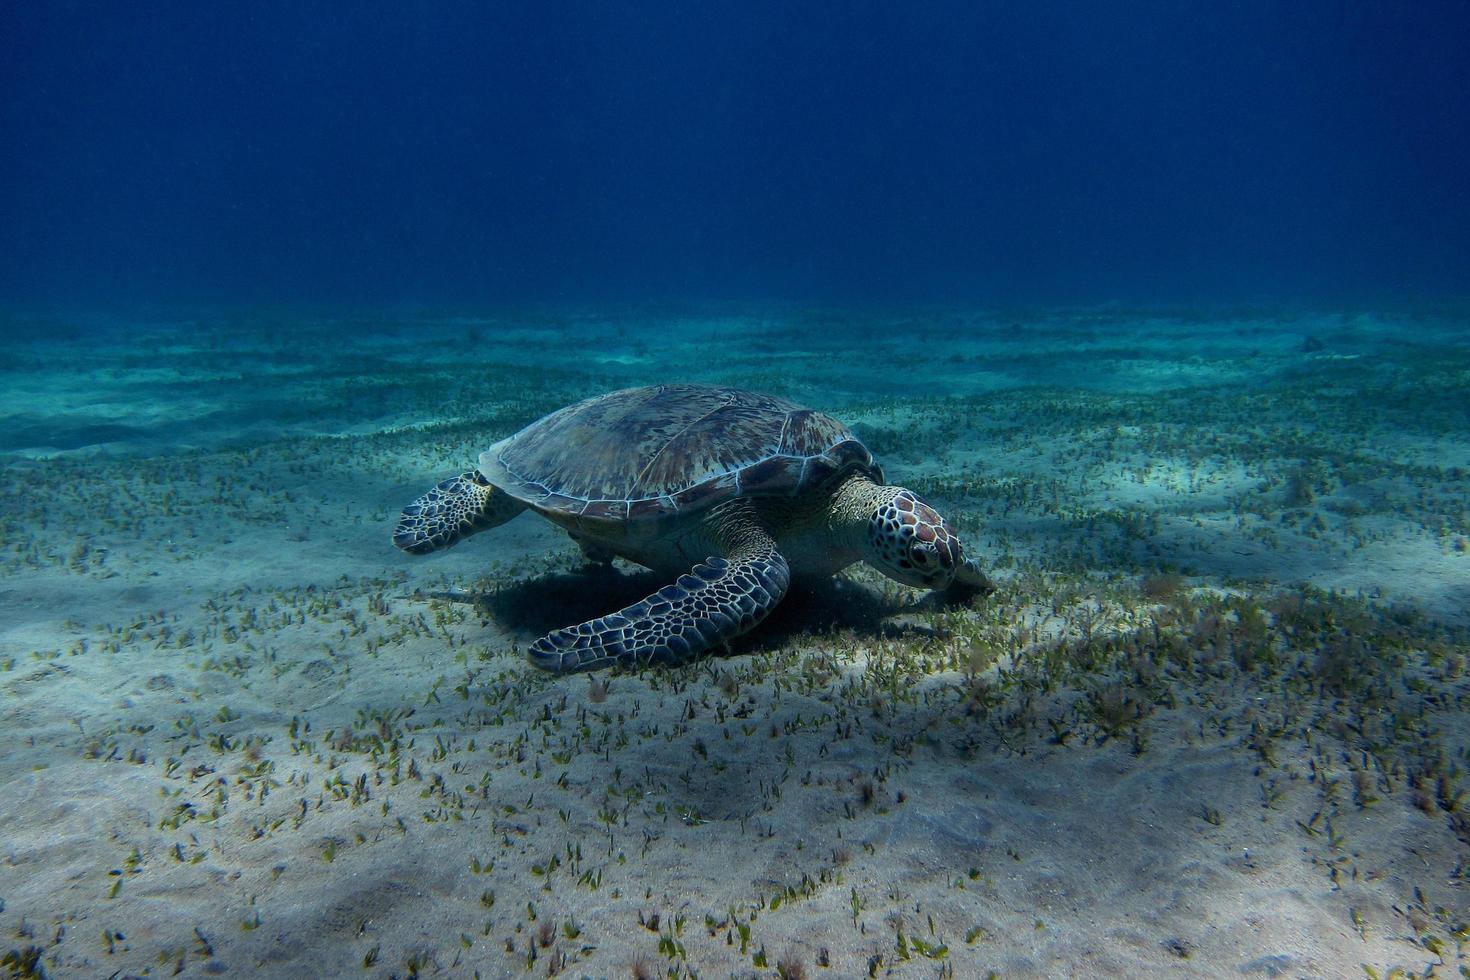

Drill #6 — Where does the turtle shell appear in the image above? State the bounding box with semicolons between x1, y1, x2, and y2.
478;384;880;523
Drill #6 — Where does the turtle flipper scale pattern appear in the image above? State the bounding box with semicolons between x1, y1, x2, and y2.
394;471;525;554
528;546;791;673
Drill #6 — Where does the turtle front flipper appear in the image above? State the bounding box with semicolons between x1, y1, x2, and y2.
393;471;526;555
528;532;790;673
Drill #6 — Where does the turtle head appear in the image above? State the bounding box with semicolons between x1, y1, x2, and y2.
865;488;964;590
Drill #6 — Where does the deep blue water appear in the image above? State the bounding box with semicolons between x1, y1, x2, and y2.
3;1;1468;312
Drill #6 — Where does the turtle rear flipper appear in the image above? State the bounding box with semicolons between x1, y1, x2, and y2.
528;526;790;673
394;471;525;554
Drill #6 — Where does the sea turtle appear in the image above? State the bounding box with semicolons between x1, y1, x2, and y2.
393;384;992;672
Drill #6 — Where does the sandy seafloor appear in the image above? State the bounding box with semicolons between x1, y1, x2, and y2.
1;307;1468;979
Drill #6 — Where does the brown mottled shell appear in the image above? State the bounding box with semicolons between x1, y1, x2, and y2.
478;384;880;523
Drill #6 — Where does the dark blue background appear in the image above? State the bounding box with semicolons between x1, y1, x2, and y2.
3;1;1468;310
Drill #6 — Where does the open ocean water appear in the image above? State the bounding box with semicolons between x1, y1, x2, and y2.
3;4;1469;979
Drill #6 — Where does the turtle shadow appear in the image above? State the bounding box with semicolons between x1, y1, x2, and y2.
755;576;949;648
438;564;949;647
